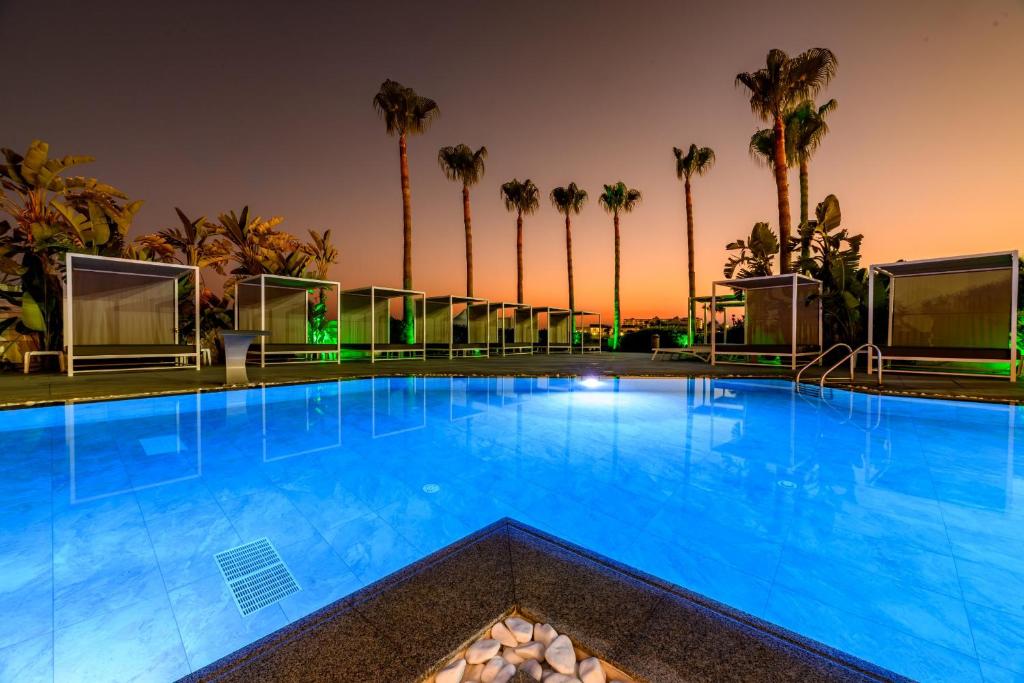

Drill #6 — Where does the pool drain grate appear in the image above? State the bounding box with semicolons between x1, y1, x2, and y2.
215;537;300;616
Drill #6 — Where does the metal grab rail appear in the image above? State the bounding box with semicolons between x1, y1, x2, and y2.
820;343;883;389
795;343;852;386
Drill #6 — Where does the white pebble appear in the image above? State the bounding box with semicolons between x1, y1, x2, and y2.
505;616;534;644
493;663;517;683
533;623;558;647
466;639;501;664
519;659;543;681
544;674;582;683
514;641;545;661
578;657;606;683
502;647;525;665
465;663;485;680
436;658;466;683
480;657;506;683
490;621;519;647
544;635;577;674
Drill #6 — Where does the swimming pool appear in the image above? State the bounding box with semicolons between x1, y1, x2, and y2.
0;376;1020;682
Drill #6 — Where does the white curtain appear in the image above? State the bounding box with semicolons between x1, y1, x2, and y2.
236;283;306;343
72;271;176;345
892;270;1011;348
744;283;818;345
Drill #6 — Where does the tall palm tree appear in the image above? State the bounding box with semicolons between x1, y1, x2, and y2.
549;183;588;319
437;144;487;296
673;144;715;345
736;48;837;272
373;79;439;342
598;182;642;350
499;178;540;303
749;99;837;228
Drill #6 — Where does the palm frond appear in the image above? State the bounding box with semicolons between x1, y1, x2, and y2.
373;79;439;137
549;183;587;215
438;144;487;186
500;178;540;216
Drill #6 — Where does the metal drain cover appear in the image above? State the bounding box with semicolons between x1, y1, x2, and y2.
215;537;300;616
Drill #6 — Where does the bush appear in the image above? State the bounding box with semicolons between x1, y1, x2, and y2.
617;327;687;353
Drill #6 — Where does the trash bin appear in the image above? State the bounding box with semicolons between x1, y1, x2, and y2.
651;333;660;352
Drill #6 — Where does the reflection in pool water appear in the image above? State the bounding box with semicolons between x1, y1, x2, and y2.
0;377;1021;682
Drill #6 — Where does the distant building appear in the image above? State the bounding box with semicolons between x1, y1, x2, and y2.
620;316;690;335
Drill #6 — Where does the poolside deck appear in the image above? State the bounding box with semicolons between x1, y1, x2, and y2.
2;352;1022;408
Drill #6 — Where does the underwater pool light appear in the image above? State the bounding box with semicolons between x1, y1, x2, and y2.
580;376;602;389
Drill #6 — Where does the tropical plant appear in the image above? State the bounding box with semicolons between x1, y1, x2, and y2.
749;99;837;248
598;182;642;350
210;206;290;276
302;228;338;280
724;222;779;279
736;48;838;272
373;79;439;343
792;195;867;344
499;179;540;304
549;183;588;318
0;140;142;351
673;144;716;346
135;207;231;279
438;144;487;296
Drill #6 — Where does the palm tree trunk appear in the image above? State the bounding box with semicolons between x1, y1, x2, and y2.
399;132;415;343
799;158;810;262
613;212;620;350
772;114;792;274
684;177;696;346
565;214;575;326
463;184;473;297
516;213;524;304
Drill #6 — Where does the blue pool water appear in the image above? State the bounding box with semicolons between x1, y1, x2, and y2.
1;376;1022;682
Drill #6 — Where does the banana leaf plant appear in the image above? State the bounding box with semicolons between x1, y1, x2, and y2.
0;140;142;351
791;194;868;345
723;222;779;279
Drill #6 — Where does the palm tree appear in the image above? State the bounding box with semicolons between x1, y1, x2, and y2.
749;99;837;229
549;183;588;318
438;144;487;296
499;178;540;303
373;79;439;342
736;48;837;272
673;144;715;345
137;208;231;278
598;182;642;350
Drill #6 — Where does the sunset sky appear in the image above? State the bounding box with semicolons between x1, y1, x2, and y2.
2;0;1022;319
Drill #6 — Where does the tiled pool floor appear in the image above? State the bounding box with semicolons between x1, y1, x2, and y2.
0;377;1022;682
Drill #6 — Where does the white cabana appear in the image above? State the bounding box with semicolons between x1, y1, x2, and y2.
339;286;426;362
574;310;602;353
234;274;341;366
425;295;490;359
64;253;200;376
868;251;1019;381
711;273;822;370
532;306;572;354
488;302;534;356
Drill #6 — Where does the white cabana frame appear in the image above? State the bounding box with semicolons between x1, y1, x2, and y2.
340;286;426;362
711;273;823;370
574;310;602;353
65;253;200;376
425;295;490;359
532;306;572;354
488;302;534;356
234;274;341;367
868;251;1018;382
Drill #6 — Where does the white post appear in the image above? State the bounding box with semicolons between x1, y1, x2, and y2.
194;267;201;370
260;275;266;368
710;283;717;366
421;294;427;361
370;289;376;364
66;253;74;376
791;274;798;370
867;267;875;375
335;284;341;364
1011;252;1019;382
